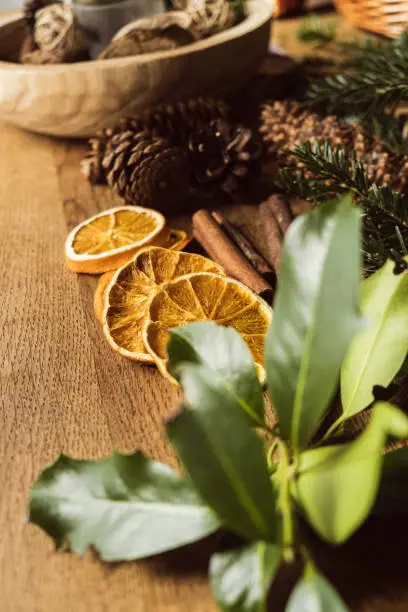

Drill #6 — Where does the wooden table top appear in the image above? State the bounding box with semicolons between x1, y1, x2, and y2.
1;11;408;612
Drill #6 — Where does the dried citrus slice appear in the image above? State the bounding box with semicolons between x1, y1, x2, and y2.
143;272;272;384
65;206;166;274
94;230;192;323
102;248;224;363
94;270;116;322
159;228;191;252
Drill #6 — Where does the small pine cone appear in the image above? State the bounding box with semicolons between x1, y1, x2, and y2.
102;130;190;215
260;101;408;193
80;97;229;184
134;97;230;146
80;118;141;185
189;119;264;195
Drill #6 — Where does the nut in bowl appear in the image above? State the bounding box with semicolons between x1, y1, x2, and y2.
0;0;272;138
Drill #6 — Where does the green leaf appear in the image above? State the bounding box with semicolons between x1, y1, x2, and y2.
286;565;349;612
168;322;264;426
210;542;281;612
167;365;276;541
266;196;362;451
295;402;408;544
340;261;408;426
374;446;408;516
29;451;220;561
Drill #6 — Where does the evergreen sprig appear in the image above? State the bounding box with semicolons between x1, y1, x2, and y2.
278;140;408;274
306;29;408;115
366;115;408;156
297;14;338;47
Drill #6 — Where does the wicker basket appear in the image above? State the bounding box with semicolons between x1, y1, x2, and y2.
334;0;408;38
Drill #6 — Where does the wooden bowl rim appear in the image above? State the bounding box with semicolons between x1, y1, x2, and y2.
0;0;272;73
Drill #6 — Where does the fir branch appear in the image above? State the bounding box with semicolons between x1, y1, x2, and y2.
277;140;408;273
307;28;408;115
297;14;338;47
365;115;408;156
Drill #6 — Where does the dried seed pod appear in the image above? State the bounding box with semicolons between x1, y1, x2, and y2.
33;3;89;63
98;12;195;59
187;0;237;38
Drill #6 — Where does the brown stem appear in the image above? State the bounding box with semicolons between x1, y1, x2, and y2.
390;376;408;414
192;210;273;302
211;211;274;277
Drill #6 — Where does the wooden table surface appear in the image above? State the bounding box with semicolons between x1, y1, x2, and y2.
1;11;408;612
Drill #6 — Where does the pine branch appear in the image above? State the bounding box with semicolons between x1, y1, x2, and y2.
277;140;408;274
297;14;338;47
307;29;408;115
365;115;408;156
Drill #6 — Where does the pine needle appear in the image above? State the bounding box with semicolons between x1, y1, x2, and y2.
277;140;408;274
307;29;408;115
297;14;338;47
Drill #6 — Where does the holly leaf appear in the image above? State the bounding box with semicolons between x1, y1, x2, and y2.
295;402;408;544
266;196;362;451
286;566;349;612
374;446;408;516
29;452;220;561
210;542;281;611
167;365;276;541
340;261;408;426
168;323;264;426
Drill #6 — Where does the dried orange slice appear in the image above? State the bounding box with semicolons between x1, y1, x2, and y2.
94;270;116;322
161;228;191;252
94;230;192;322
102;248;224;363
65;206;166;274
143;272;272;384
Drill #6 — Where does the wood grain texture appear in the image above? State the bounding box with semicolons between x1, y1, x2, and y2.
1;13;408;612
0;0;271;138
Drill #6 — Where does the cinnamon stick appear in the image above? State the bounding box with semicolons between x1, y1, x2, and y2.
211;211;273;277
192;210;273;301
263;194;293;235
291;198;312;218
259;200;284;274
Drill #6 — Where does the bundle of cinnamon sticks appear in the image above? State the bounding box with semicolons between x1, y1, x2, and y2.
192;194;297;304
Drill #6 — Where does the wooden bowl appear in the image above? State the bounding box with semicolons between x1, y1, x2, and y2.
334;0;407;38
0;0;272;139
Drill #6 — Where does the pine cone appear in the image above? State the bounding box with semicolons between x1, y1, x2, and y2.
102;130;190;215
260;101;408;193
188;119;264;195
80;119;140;185
134;97;230;146
81;97;229;184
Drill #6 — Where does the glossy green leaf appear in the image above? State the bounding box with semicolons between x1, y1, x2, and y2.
295;402;408;544
286;565;349;612
29;451;220;561
167;365;276;541
374;446;408;516
168;322;264;426
340;261;408;425
266;196;362;451
210;542;281;612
